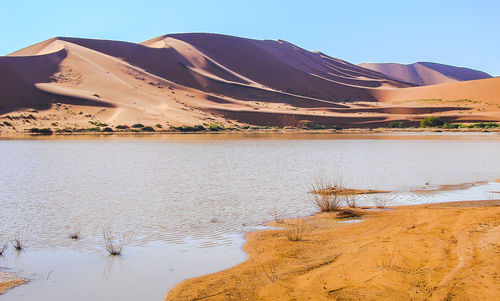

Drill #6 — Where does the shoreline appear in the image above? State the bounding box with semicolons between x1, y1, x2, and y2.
0;272;26;295
166;200;500;300
1;127;500;139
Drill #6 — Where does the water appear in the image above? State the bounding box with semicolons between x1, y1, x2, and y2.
0;133;499;300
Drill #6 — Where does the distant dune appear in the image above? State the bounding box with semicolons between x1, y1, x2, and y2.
1;33;499;133
359;62;492;86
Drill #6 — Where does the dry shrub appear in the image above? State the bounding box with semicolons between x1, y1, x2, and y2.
344;195;356;208
273;206;284;224
11;234;25;250
285;219;305;241
103;230;133;256
0;240;7;255
68;226;81;240
375;197;387;209
312;194;342;212
310;174;343;195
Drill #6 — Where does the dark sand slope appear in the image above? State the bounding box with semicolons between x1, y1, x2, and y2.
360;62;492;86
1;34;499;134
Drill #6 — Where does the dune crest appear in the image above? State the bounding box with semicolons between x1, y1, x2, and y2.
1;33;499;133
359;62;492;86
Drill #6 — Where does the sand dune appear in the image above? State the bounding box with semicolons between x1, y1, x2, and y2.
360;62;492;86
0;34;499;134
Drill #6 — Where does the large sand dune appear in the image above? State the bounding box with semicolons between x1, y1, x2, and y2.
1;34;499;133
359;62;492;86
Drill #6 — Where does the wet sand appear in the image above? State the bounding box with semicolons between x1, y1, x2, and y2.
0;272;25;295
167;201;500;300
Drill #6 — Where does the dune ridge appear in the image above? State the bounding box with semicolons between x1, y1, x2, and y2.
1;33;499;134
359;62;492;86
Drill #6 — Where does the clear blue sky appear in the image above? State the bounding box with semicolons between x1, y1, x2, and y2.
2;0;499;75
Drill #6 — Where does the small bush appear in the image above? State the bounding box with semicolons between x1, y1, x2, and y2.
312;194;342;212
420;116;445;128
155;124;163;128
442;123;460;129
89;121;108;127
388;121;404;128
174;125;205;132
0;240;7;255
140;126;155;132
103;230;133;256
28;128;53;135
68;228;81;240
284;219;305;241
102;127;114;132
375;198;387;209
472;122;499;129
302;122;325;130
132;123;145;128
3;121;12;126
11;235;25;250
207;123;225;131
85;127;101;132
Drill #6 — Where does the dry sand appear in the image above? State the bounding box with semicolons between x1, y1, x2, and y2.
166;201;500;300
1;33;499;136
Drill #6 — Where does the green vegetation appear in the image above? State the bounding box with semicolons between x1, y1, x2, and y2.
89;121;108;127
132;123;145;128
420;116;445;128
28;128;53;135
416;116;500;129
140;126;155;132
115;125;129;130
173;125;205;132
388;121;405;128
102;127;114;132
302;122;327;130
206;123;225;131
155;123;163;128
469;122;500;129
85;127;101;132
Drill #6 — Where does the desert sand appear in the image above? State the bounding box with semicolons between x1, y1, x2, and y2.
1;33;499;136
0;272;25;295
166;201;500;300
359;62;492;86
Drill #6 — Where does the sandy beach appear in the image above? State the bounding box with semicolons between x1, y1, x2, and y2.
166;200;500;300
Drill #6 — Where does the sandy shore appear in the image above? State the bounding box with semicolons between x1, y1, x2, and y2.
1;127;499;139
0;272;25;295
166;201;500;300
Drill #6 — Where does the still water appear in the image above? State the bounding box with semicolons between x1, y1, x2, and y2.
1;133;499;300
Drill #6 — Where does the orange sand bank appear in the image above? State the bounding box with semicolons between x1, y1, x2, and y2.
0;272;25;295
166;201;500;300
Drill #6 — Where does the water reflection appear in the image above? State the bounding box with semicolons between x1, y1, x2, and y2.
0;136;499;300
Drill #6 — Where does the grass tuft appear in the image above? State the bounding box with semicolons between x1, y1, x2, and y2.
103;230;133;256
0;240;7;255
284;219;305;241
11;235;25;250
